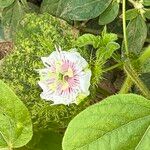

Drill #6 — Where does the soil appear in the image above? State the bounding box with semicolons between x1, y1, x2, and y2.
0;41;13;60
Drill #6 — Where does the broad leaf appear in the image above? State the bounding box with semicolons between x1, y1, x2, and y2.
143;0;150;6
141;73;150;90
123;9;139;20
141;60;150;73
144;9;150;19
99;1;119;25
139;46;150;73
0;80;32;149
122;15;147;56
0;0;14;8
2;0;25;38
41;0;60;16
41;0;112;20
62;94;150;150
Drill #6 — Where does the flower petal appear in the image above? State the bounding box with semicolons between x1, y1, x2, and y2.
64;50;89;71
38;48;91;105
79;69;91;95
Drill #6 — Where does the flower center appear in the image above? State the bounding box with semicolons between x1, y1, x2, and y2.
57;67;74;91
58;73;64;81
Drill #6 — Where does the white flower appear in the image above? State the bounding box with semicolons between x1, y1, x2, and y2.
38;47;91;105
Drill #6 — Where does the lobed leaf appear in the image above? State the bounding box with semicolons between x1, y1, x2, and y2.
76;34;99;48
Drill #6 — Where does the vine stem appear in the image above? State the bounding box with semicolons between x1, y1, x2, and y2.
103;62;123;72
119;76;132;94
124;63;150;98
120;0;150;98
122;0;129;57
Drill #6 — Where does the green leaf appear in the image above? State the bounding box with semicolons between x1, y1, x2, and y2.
144;9;150;19
62;94;150;150
140;73;150;90
99;1;119;25
2;0;25;36
102;32;118;46
41;0;60;16
139;46;150;63
0;0;14;8
104;42;120;59
141;60;150;73
41;0;112;20
0;80;32;149
135;126;150;150
96;42;120;62
122;15;147;56
143;0;150;6
76;34;99;48
139;46;150;73
124;9;139;20
0;20;4;40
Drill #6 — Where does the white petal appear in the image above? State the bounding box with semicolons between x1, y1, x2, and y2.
38;48;92;105
64;50;88;71
41;57;51;68
48;51;61;61
79;69;91;95
40;91;54;101
38;81;49;92
41;51;61;67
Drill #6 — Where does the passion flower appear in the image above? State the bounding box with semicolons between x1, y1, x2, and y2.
38;47;91;105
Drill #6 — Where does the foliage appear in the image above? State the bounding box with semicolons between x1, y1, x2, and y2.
122;15;147;56
41;0;112;20
0;0;150;149
0;80;32;149
62;94;150;150
76;28;120;89
0;13;87;132
0;0;28;40
98;0;119;25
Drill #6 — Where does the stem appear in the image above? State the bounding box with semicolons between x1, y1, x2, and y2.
112;53;122;63
119;76;132;94
124;63;150;98
122;0;129;57
103;62;123;72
